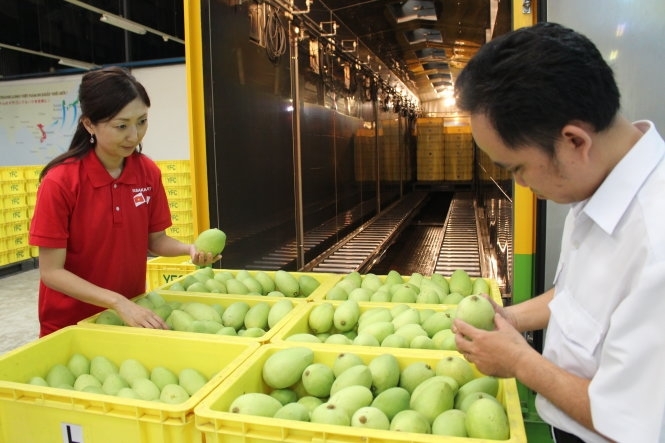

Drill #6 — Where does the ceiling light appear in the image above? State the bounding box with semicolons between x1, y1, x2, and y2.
100;14;147;35
58;58;98;70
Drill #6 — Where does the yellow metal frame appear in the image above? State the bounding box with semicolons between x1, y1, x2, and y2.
184;0;209;233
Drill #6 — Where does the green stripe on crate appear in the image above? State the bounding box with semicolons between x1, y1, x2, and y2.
512;253;534;304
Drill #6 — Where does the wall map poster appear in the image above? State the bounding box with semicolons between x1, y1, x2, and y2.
0;78;80;166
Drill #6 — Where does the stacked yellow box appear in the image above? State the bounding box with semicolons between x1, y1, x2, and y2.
0;166;33;266
416;117;445;181
443;126;474;181
156;160;195;243
353;127;381;182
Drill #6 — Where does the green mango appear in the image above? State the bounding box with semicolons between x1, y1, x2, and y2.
274;270;300;297
119;358;149;385
399;361;435;394
229;392;282;417
324;286;348;300
390;284;417;303
465;397;510;439
150;366;178;390
95;310;124;325
284;333;321;343
131;378;160;401
352;333;380;346
371;387;410;421
160;384;190;404
89;356;118;383
367;353;400;395
410;376;456;424
360;273;382;291
101;373;129;395
67;353;90;378
179;368;208;395
454;376;500;410
350;406;390;430
458;391;501;412
358;323;393;345
456;295;495;331
389;409;431;433
332;352;364;377
269;388;298;405
274;402;311;421
329;364;372;396
254;271;276;294
267;299;293;328
357;307;392;329
430;273;450;294
169;309;195;332
301;363;335;398
74;374;102;391
421;312;453;337
472;277;491;295
298;275;320;297
182;302;222;322
262;347;314;389
225;279;250;295
308;302;335;334
432;409;467;436
435;355;475;388
244;302;270;330
221;301;251;330
193;228;226;255
310;402;350;425
449;269;473;296
332;299;360;332
328;385;373;416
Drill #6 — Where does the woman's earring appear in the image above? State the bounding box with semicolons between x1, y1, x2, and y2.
90;134;95;144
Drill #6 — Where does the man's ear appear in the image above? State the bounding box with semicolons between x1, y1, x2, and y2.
561;123;593;159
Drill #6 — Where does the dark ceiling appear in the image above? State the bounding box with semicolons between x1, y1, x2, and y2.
0;0;509;102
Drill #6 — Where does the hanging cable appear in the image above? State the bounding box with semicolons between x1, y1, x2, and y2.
264;4;287;63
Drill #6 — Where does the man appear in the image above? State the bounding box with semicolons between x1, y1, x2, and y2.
453;22;665;443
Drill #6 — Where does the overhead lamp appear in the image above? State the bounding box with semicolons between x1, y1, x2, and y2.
58;58;98;70
100;14;147;35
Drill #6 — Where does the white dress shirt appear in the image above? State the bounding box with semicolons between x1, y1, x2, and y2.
536;121;665;443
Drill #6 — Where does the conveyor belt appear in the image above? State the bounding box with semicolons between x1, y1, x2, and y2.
434;194;482;277
308;191;429;274
248;199;376;270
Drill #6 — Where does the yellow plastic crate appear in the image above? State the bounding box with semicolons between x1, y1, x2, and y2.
0;167;23;181
194;342;526;443
78;292;309;344
160;269;341;302
1;181;25;195
1;207;29;223
22;165;44;181
2;195;26;209
0;326;259;443
146;256;197;290
167;197;193;211
156;160;191;174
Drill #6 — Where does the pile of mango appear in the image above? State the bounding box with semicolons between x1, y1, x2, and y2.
165;268;320;298
284;300;459;350
95;292;296;337
324;269;489;303
28;353;208;404
227;347;510;439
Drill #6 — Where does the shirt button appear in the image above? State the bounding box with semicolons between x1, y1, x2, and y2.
113;184;118;189
115;206;120;211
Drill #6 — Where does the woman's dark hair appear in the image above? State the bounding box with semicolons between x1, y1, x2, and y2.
39;66;151;180
454;22;620;154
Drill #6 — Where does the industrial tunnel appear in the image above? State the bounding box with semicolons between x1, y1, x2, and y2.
217;187;514;303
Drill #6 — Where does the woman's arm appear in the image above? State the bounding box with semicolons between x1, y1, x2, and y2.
38;247;168;329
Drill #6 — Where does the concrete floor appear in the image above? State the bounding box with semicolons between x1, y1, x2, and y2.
0;268;40;356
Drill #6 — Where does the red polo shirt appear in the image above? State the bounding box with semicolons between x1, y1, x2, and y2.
29;150;173;336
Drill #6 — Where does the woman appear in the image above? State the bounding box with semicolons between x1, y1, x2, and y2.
29;66;218;336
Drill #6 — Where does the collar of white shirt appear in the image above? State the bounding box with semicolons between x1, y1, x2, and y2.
579;120;664;235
